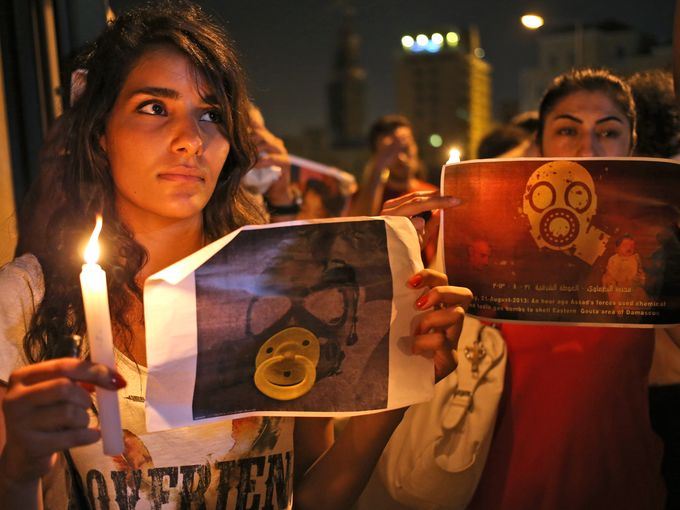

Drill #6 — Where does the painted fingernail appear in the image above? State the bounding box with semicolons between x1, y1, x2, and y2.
409;274;423;288
81;382;96;393
111;372;127;389
416;295;429;308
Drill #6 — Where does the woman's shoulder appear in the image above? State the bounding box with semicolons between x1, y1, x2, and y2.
1;252;41;270
0;253;45;380
0;252;44;299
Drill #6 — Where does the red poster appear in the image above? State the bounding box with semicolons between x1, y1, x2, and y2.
443;158;680;326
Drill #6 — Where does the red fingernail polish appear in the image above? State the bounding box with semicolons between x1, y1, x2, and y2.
111;373;127;389
81;382;96;393
409;274;423;288
416;295;428;308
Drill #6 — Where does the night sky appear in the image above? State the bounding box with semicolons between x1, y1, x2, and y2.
112;0;676;137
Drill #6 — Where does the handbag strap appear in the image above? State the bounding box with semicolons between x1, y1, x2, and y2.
442;322;505;431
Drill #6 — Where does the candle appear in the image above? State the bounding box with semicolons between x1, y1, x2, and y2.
80;216;124;456
447;147;461;164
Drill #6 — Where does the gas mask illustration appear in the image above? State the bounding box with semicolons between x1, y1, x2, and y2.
247;259;359;400
523;160;609;265
192;220;392;418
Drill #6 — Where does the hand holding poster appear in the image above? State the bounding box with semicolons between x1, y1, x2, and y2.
242;154;358;219
442;157;680;326
143;217;432;432
289;155;358;219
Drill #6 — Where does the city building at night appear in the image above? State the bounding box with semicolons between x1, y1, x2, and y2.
520;21;672;112
286;8;369;178
395;26;492;176
328;10;367;148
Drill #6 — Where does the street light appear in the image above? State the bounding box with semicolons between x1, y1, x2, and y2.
520;12;584;68
521;14;544;30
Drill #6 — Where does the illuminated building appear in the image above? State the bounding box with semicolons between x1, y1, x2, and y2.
328;10;366;148
520;21;672;112
396;27;492;175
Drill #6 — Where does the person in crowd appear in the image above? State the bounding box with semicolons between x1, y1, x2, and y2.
479;111;540;159
297;178;346;219
370;68;678;510
628;69;680;159
510;110;540;135
242;103;304;221
351;115;437;216
352;115;441;264
468;68;673;509
244;105;358;222
476;124;530;159
627;69;680;508
0;3;470;509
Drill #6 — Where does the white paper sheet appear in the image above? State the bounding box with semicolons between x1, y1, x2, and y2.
144;216;433;432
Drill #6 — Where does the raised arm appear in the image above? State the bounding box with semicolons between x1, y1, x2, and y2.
292;270;471;509
293;411;406;510
350;136;410;216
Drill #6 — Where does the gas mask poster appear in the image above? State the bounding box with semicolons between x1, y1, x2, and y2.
143;217;433;432
442;158;680;326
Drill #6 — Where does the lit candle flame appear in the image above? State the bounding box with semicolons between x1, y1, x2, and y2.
84;215;103;264
447;147;461;164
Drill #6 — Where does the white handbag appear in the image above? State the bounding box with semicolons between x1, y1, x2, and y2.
358;316;507;510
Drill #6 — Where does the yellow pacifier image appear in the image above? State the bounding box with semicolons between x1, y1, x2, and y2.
254;327;320;400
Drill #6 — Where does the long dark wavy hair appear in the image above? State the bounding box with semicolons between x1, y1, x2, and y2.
20;1;265;362
628;70;680;158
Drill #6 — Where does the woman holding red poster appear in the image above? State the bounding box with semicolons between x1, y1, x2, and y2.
467;69;670;510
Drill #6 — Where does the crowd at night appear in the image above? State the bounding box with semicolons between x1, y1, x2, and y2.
0;1;679;509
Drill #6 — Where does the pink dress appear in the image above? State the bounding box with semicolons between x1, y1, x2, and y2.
468;324;665;510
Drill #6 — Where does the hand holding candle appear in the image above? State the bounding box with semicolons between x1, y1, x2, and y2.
79;216;124;456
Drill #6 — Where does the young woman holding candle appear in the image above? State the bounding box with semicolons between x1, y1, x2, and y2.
0;3;468;509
